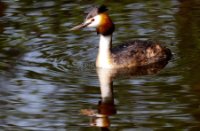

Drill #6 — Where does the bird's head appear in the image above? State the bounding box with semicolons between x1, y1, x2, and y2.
70;5;115;36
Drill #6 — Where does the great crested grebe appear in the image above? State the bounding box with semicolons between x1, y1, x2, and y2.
70;5;172;68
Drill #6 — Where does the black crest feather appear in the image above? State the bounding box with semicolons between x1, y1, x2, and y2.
98;5;108;13
85;5;108;20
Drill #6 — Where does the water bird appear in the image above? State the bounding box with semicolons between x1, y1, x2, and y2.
70;5;172;68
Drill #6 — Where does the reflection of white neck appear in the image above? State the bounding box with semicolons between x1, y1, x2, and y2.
96;34;112;68
97;68;113;103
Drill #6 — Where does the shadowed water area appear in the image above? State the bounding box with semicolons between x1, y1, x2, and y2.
0;0;200;130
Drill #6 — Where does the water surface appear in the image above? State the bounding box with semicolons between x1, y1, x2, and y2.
0;0;200;130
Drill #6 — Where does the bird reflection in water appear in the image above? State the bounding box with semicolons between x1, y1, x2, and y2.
80;60;169;130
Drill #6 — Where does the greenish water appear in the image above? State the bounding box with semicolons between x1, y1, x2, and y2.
0;0;200;130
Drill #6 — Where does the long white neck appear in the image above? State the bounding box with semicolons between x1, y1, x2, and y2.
96;34;112;68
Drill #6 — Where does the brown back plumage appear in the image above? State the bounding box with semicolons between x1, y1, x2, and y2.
111;40;172;68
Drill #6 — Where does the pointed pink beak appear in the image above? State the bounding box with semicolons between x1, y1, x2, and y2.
70;21;92;31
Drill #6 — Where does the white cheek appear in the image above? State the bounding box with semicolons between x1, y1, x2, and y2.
87;15;101;28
